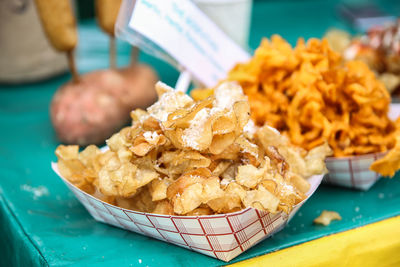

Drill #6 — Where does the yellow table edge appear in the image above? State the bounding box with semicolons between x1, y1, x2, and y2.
230;215;400;267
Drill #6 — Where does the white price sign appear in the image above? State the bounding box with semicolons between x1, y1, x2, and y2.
116;0;250;88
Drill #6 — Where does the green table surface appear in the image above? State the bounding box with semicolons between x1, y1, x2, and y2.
1;0;400;266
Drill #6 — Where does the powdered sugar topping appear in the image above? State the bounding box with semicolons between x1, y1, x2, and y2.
244;119;257;138
281;182;295;194
213;82;245;110
220;179;232;186
182;108;210;150
143;131;159;144
147;82;193;122
266;125;280;135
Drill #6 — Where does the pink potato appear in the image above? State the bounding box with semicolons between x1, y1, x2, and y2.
51;64;158;145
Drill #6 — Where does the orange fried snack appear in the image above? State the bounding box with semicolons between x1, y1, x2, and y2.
206;35;399;176
370;118;400;176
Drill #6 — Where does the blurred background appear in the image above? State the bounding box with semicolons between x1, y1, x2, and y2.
1;0;399;86
1;0;399;146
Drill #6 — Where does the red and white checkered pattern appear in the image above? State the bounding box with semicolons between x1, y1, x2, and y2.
52;162;323;262
324;152;386;191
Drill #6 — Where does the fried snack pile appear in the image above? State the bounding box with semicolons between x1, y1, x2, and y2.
324;25;400;95
56;82;330;216
225;35;397;156
337;20;400;94
192;36;400;176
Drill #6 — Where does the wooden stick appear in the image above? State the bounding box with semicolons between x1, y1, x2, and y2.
67;50;79;83
110;36;117;69
131;46;140;65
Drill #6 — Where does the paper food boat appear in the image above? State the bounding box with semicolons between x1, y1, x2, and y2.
52;163;323;262
323;103;400;191
324;152;386;191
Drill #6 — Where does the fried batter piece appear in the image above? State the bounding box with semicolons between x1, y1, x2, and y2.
56;82;329;215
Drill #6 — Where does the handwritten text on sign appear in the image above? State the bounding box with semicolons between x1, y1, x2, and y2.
128;0;250;87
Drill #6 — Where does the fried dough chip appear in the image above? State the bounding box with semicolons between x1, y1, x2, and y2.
186;205;214;216
236;164;266;188
56;145;79;160
207;182;245;213
56;145;98;191
370;136;400;177
149;178;171;201
153;200;174;215
55;81;328;215
313;210;342;226
191;88;214;101
243;185;280;213
97;151;159;197
118;187;156;213
256;125;332;178
166;168;224;214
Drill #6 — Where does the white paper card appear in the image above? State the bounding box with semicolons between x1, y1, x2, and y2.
126;0;250;87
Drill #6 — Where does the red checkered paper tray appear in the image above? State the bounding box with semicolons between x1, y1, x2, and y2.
51;162;323;262
324;152;386;191
323;103;400;191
